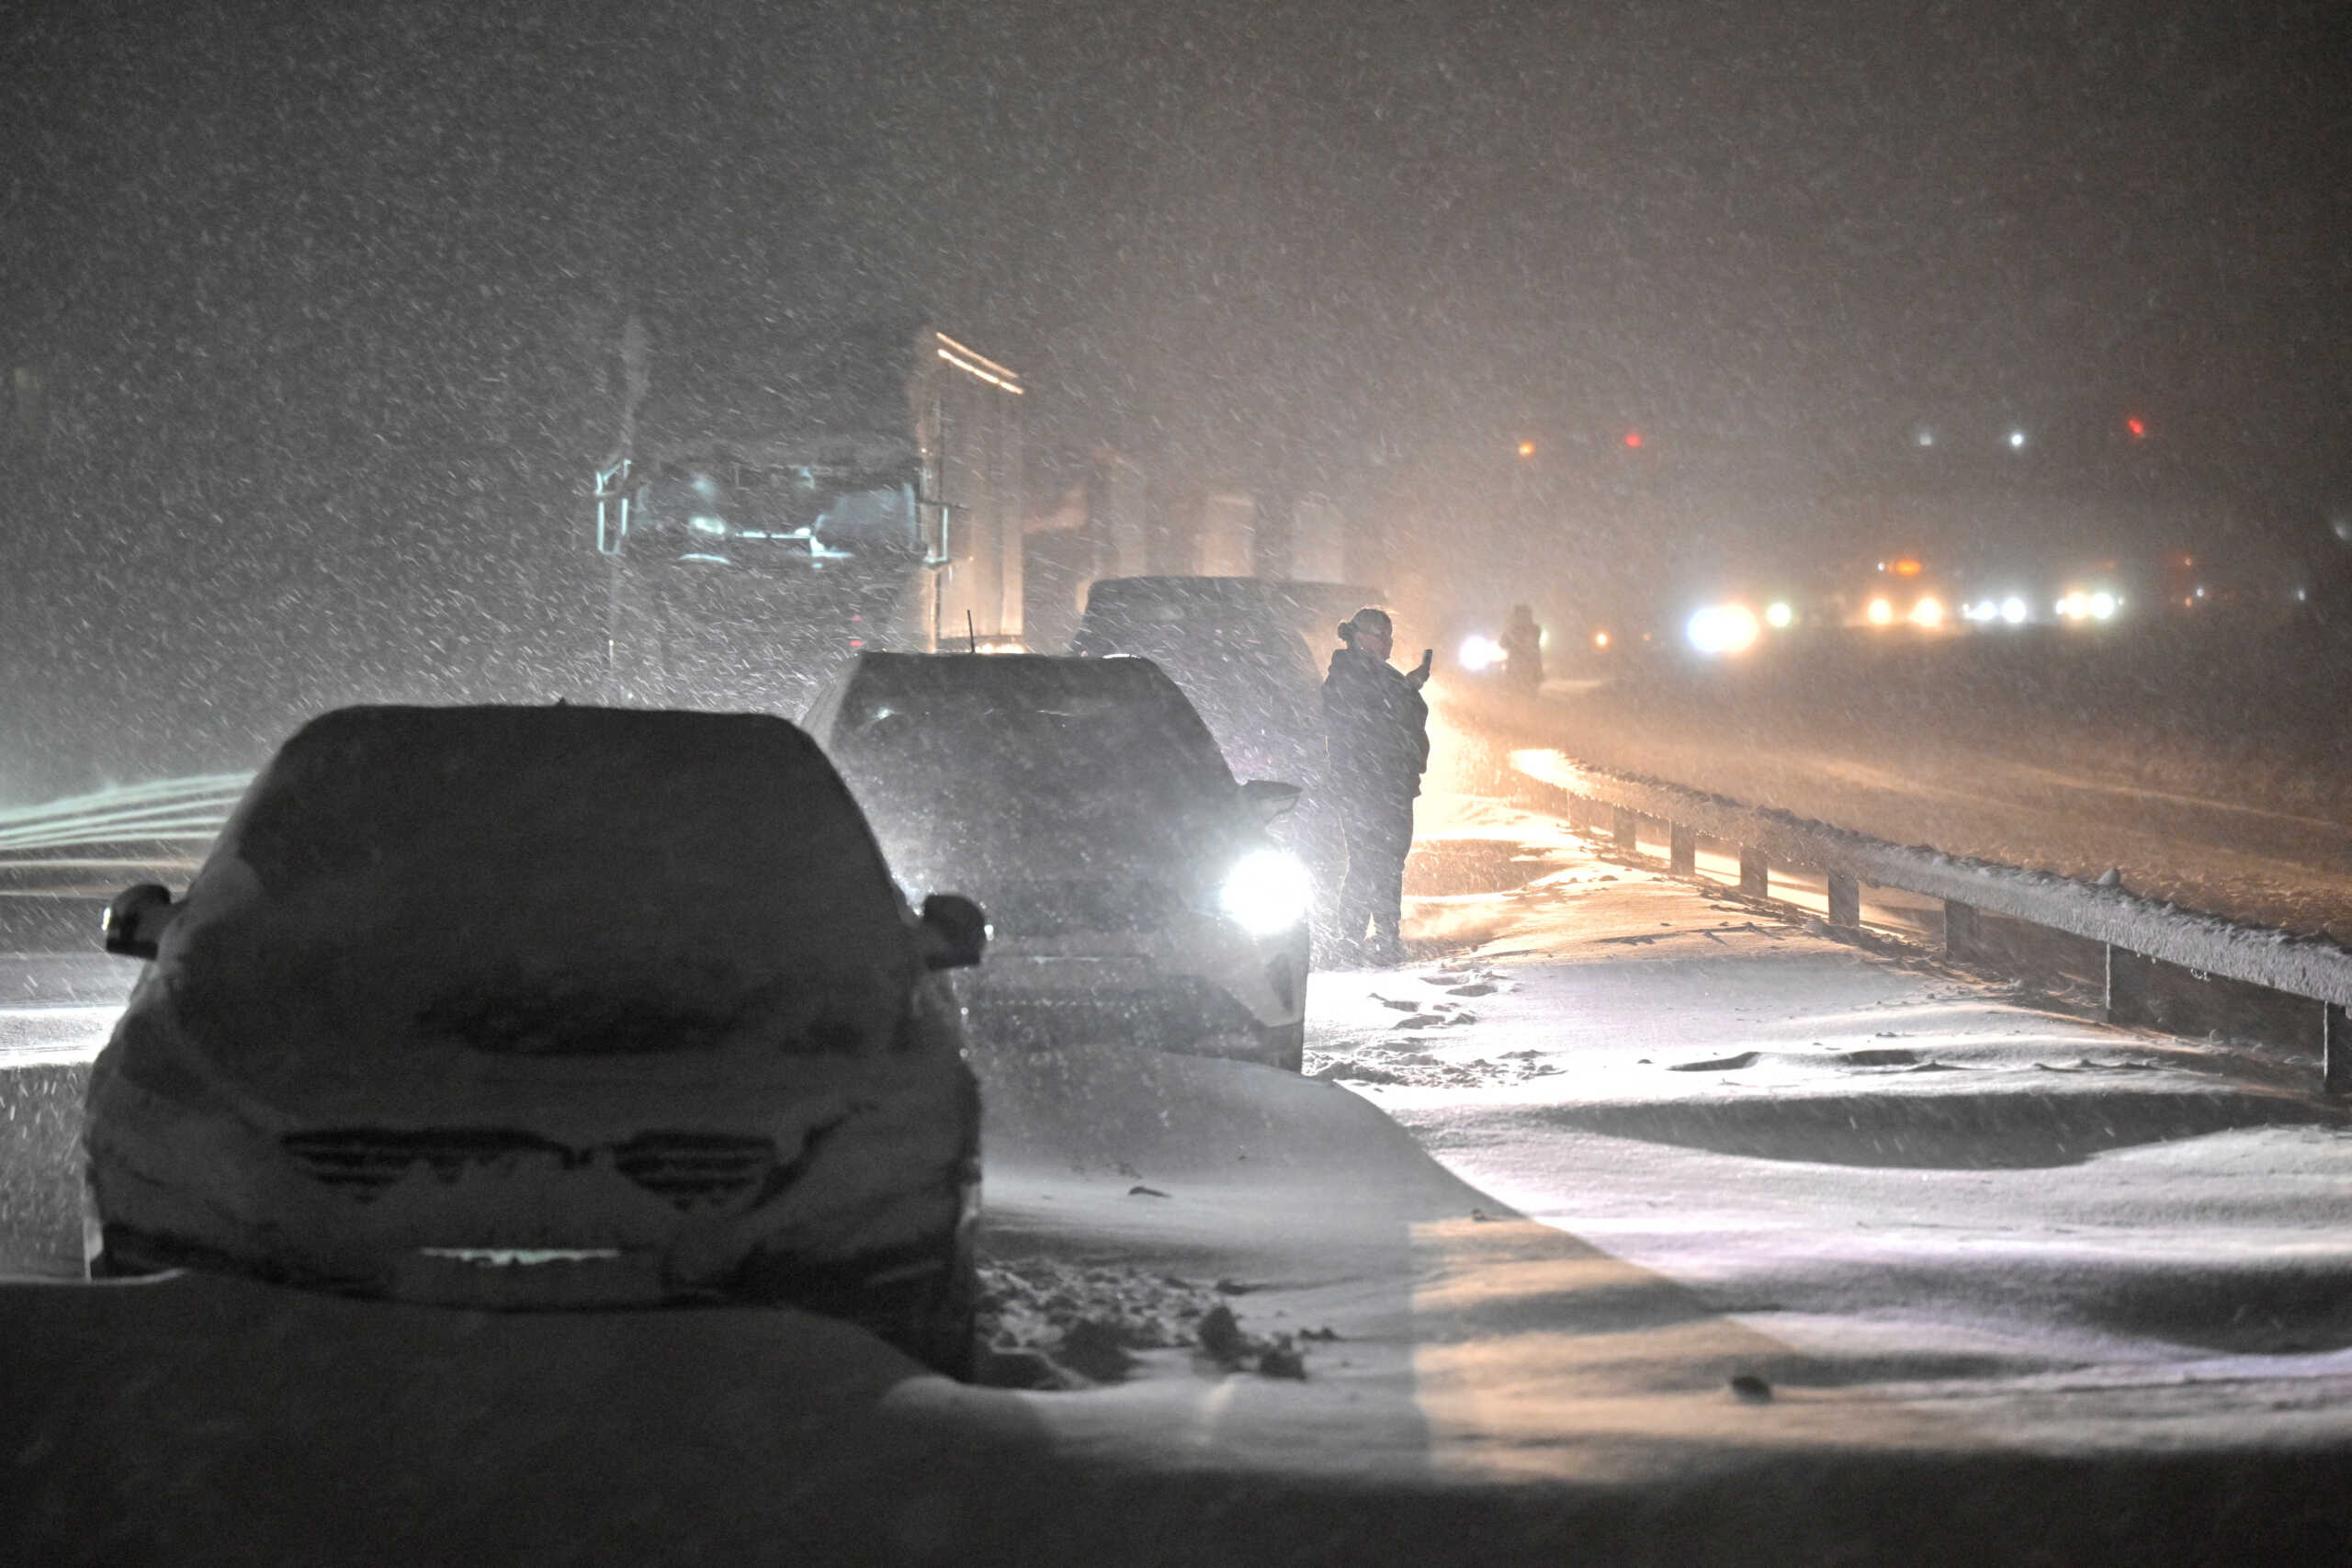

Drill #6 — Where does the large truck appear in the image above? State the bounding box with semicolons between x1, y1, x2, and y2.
592;321;1027;712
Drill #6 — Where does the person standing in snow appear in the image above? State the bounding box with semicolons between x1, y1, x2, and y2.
1500;603;1544;694
1322;607;1430;964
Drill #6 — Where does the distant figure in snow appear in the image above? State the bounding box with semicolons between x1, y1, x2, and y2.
1501;604;1544;694
1322;607;1430;964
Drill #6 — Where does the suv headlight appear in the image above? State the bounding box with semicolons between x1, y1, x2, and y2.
1217;849;1311;936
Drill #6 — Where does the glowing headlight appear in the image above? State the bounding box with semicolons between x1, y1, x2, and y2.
1217;849;1311;936
1764;601;1793;628
2001;596;2028;624
2057;590;2121;622
1866;597;1894;626
1910;595;1944;627
1458;635;1504;672
1685;603;1760;655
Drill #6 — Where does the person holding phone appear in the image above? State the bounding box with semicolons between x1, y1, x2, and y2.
1320;606;1430;964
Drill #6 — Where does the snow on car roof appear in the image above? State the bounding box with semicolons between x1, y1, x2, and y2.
842;650;1189;695
186;706;914;1030
820;655;1237;876
830;654;1226;773
1080;576;1380;626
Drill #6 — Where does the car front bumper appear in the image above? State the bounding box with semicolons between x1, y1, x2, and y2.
956;910;1307;1053
83;1043;980;1319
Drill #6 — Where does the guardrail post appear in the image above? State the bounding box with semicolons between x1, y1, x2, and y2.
1826;871;1860;928
1500;743;2352;1085
1945;900;1982;962
2106;943;2158;1030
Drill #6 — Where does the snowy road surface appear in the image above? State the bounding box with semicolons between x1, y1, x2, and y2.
1475;658;2352;939
1345;788;2352;1440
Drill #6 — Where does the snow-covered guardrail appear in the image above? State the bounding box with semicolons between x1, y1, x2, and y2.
1507;749;2352;1095
0;775;247;859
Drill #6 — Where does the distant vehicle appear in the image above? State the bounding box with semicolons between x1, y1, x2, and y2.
1068;575;1366;930
1067;575;1372;789
84;705;989;1377
593;321;1030;715
1648;574;1825;662
805;652;1312;1072
1826;552;1963;637
1448;606;1540;691
1525;559;1833;672
1539;601;1647;672
1941;546;2312;634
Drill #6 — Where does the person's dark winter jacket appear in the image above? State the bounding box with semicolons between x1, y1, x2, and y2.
1322;647;1430;802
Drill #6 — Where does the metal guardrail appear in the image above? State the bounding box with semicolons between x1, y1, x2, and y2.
0;775;247;856
1500;747;2352;1095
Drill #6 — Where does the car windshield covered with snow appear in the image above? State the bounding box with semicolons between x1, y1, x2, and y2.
1069;576;1363;786
811;652;1238;885
82;705;985;1373
807;654;1312;1070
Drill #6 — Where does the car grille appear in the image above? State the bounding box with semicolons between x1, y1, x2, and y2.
279;1129;568;1201
609;1133;778;1212
280;1129;777;1213
980;878;1187;938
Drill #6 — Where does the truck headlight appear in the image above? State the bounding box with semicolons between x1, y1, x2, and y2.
1217;849;1312;936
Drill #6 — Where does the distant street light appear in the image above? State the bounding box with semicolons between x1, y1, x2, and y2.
1516;439;1536;458
2007;429;2028;449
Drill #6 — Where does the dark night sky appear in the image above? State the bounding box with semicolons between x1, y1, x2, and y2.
2;0;2347;786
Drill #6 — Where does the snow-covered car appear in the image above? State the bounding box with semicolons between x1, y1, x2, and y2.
83;705;989;1375
1068;575;1373;923
1067;576;1339;789
804;652;1312;1072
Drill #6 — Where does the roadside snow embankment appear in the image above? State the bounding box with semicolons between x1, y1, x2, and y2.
1321;784;2352;1404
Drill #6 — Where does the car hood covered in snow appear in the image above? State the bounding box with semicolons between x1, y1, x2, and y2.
133;705;923;1084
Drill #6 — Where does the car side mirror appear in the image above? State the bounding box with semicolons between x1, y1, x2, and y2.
1238;779;1303;824
918;893;989;971
103;883;176;961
